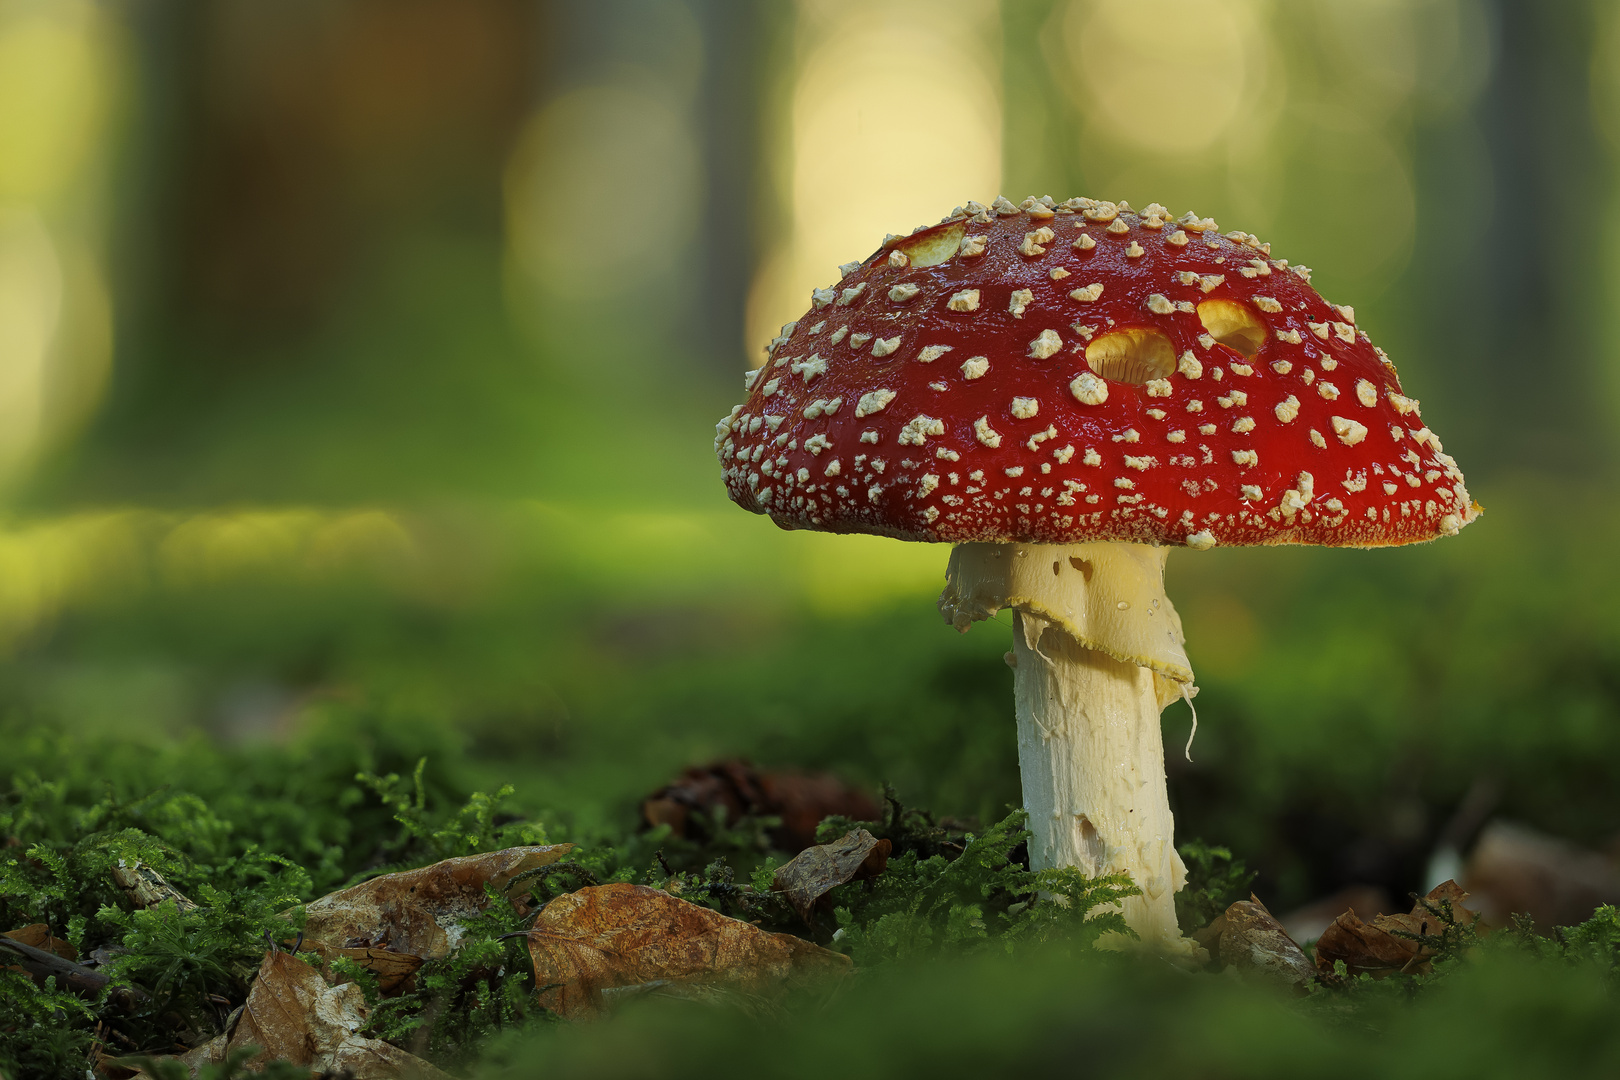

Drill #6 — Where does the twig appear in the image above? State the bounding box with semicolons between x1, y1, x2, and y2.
0;937;153;1013
0;935;111;996
112;861;198;913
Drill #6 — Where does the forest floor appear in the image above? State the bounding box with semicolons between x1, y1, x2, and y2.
3;713;1618;1080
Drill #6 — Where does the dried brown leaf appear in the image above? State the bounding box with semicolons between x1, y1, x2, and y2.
1315;879;1479;977
93;1051;140;1079
2;923;77;961
1209;896;1313;986
228;949;451;1078
772;828;891;923
527;882;851;1021
175;1034;228;1070
1190;911;1226;955
641;760;879;852
1404;878;1479;931
1314;908;1419;976
759;772;882;853
113;1035;229;1078
1276;884;1394;944
316;946;424;995
300;844;571;959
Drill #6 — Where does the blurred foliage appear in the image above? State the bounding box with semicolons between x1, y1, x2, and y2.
473;913;1620;1080
1;472;1617;915
114;1049;314;1080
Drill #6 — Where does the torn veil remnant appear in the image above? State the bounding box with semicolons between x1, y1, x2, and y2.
716;196;1479;957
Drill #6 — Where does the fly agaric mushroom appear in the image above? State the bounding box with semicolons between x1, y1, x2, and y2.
715;195;1478;955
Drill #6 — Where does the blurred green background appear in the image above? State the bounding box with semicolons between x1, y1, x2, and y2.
2;0;1619;916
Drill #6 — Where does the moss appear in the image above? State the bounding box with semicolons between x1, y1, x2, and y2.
829;809;1136;966
1174;838;1257;932
5;717;1620;1077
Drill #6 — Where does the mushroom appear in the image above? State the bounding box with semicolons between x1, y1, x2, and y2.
715;195;1478;955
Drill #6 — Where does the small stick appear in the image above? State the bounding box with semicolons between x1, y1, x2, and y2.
0;935;110;996
112;862;198;912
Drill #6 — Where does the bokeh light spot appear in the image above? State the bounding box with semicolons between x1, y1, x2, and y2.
505;84;702;302
746;0;1003;359
1062;0;1263;155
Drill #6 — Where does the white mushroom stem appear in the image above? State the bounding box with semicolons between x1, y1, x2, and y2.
939;541;1199;958
1009;609;1187;949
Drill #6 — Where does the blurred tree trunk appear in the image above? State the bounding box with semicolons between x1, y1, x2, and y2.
999;0;1077;204
1420;0;1608;474
691;0;794;375
111;0;542;380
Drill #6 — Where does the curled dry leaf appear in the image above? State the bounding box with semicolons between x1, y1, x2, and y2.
3;923;78;961
299;844;572;962
1276;884;1394;945
227;949;452;1079
317;945;424;995
175;1033;228;1070
1314;879;1479;978
772;828;892;923
527;882;852;1021
126;1034;228;1075
1194;896;1313;986
94;1051;140;1079
1314;909;1422;976
641;759;880;852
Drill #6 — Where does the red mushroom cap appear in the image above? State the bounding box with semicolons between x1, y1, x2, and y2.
716;196;1478;549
